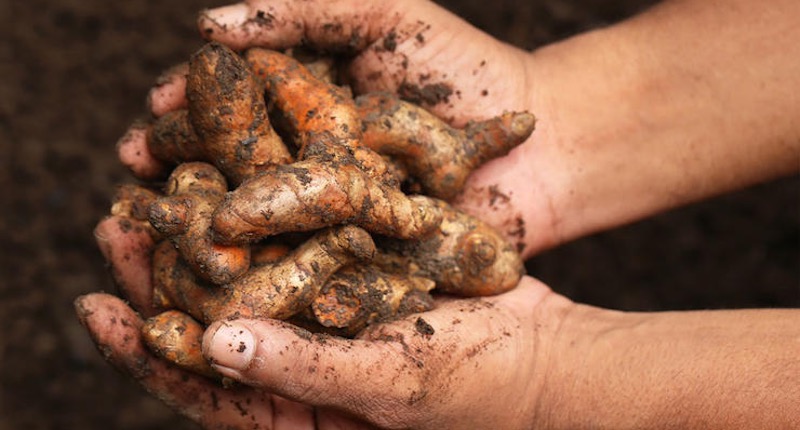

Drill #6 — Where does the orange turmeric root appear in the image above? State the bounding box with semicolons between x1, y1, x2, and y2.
149;162;250;285
110;183;162;240
147;43;292;185
153;225;376;323
375;197;525;296
141;310;218;379
212;158;443;244
151;240;215;321
147;110;203;165
356;92;536;200
203;225;376;322
285;48;339;85
210;49;441;243
251;242;292;265
245;48;394;185
312;265;435;335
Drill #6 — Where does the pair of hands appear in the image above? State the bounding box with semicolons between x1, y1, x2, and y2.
79;0;572;429
77;1;800;428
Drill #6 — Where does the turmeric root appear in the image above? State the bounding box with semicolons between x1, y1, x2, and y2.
212;159;443;244
149;162;250;285
111;184;160;220
154;225;376;323
203;225;376;322
146;42;292;185
375;197;524;296
110;183;162;240
151;240;215;321
245;48;395;185
285;48;339;85
312;265;435;335
147;110;203;165
251;243;292;265
141;310;218;379
356;92;535;200
209;49;443;243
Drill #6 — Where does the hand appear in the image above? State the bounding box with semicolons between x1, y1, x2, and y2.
196;0;534;125
81;215;570;429
120;0;557;257
80;216;374;429
81;215;800;430
201;276;558;430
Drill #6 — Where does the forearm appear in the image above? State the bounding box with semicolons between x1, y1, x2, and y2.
541;304;800;429
460;0;800;257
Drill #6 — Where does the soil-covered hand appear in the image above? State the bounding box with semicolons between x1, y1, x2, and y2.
75;292;372;430
81;215;564;430
200;276;555;430
80;216;372;429
81;215;800;430
194;0;534;124
119;0;550;256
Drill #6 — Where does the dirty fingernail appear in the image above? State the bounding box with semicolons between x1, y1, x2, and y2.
199;4;250;30
94;222;112;261
204;321;256;372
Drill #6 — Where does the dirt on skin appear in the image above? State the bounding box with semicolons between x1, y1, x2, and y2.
1;0;797;429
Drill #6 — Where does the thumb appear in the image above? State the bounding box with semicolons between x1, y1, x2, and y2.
202;318;423;427
197;0;391;52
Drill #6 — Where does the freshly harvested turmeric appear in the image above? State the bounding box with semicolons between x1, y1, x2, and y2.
250;242;292;265
375;197;525;296
100;43;532;379
245;48;396;185
151;240;215;322
212;158;443;244
147;43;292;185
149;162;250;285
203;225;376;321
141;310;218;379
357;92;535;200
312;265;435;335
147;110;203;165
110;183;162;240
153;225;377;323
111;183;160;221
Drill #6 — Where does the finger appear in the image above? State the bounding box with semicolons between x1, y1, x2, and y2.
197;0;392;52
202;318;421;427
148;63;189;118
95;216;158;318
75;293;281;429
315;409;376;430
271;396;316;429
272;396;375;430
117;122;168;181
197;0;516;125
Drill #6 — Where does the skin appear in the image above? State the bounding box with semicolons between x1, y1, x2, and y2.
82;221;800;429
85;0;800;428
77;224;552;429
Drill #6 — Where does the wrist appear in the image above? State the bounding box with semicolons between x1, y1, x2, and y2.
533;301;641;430
538;306;800;429
454;25;650;258
507;280;633;430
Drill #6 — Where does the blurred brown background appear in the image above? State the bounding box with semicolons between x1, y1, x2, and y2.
1;0;797;428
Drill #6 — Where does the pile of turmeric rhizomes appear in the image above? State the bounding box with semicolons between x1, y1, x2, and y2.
110;42;534;380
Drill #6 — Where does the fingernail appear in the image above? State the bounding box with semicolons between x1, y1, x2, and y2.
199;4;250;31
204;321;256;371
94;221;111;261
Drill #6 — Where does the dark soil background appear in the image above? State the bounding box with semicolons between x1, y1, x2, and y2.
1;0;797;428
